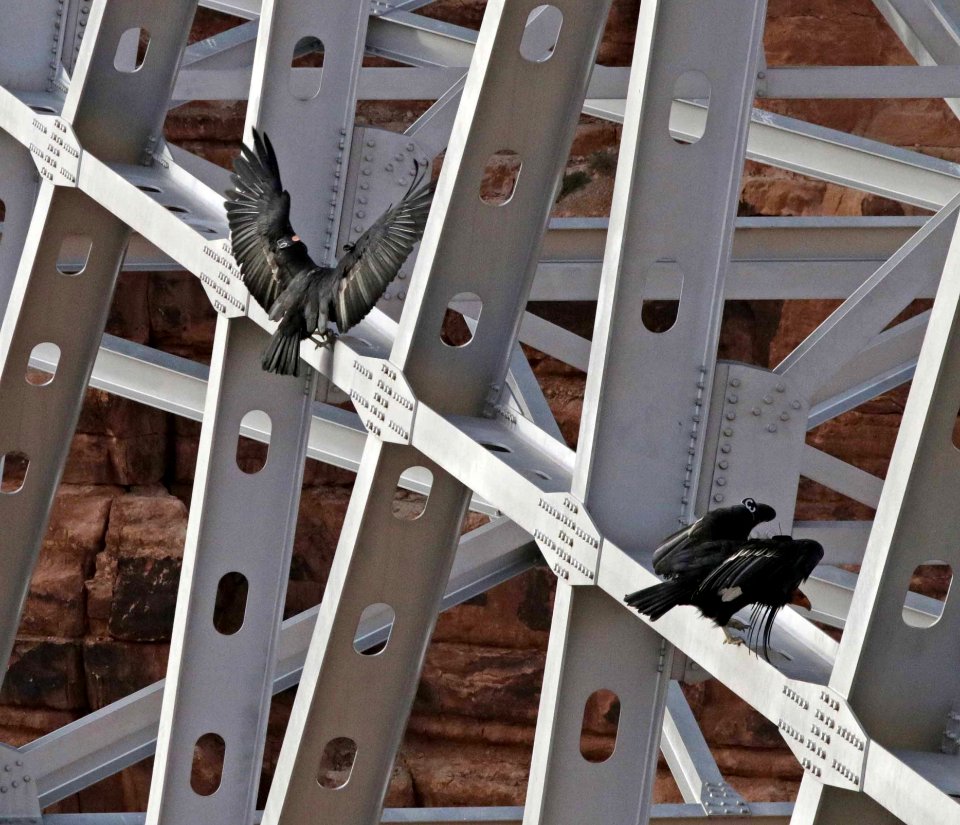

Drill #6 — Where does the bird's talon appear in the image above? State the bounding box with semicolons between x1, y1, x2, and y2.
727;618;750;632
722;626;746;646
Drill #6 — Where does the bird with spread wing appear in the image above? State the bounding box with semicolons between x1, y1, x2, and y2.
224;128;435;376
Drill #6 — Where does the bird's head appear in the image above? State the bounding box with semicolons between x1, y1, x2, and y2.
275;235;307;263
741;497;776;526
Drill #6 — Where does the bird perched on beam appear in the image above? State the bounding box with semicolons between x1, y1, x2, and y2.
625;535;823;660
225;128;435;376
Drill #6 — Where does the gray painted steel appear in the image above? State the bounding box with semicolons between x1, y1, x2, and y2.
523;4;767;825
2;2;960;824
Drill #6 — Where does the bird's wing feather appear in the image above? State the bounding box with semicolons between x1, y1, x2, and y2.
652;509;736;575
332;173;435;332
696;538;824;599
225;128;310;310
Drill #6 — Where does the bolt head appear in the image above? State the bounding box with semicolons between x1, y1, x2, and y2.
725;412;736;421
714;494;725;503
723;428;733;437
767;424;777;433
752;407;761;416
792;400;802;410
730;378;741;387
720;444;731;453
718;460;728;469
727;394;738;404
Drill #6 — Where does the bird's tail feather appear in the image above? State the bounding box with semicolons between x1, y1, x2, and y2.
262;327;302;376
624;580;696;621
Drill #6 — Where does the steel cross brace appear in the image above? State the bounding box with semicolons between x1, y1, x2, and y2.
0;0;199;687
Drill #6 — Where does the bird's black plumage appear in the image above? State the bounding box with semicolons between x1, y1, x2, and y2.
225;128;435;375
625;536;824;659
651;497;777;577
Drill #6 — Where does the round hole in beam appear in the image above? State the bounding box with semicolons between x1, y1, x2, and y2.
903;561;952;628
0;451;29;494
440;292;481;348
25;342;60;386
519;5;563;63
670;70;711;145
354;603;395;655
318;737;357;789
213;572;249;635
114;27;151;73
290;37;325;100
190;733;225;796
580;689;620;763
56;234;93;276
237;410;270;474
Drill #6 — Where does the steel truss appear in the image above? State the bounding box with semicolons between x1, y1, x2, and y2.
1;0;960;823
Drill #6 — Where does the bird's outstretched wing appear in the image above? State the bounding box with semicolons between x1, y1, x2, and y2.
332;169;435;332
225;128;307;310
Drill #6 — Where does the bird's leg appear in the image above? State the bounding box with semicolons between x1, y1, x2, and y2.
309;330;338;350
727;617;750;632
721;625;746;646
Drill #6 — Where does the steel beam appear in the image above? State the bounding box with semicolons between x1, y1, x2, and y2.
0;0;197;688
523;4;767;825
145;0;373;821
794;137;960;825
262;3;614;824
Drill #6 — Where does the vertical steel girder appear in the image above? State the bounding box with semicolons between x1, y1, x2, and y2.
262;3;614;823
146;1;372;823
793;180;960;825
523;3;766;824
0;0;198;684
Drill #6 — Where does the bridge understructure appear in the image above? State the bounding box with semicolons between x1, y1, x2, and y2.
2;1;960;824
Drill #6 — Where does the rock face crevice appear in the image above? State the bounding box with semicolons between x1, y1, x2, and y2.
2;0;952;812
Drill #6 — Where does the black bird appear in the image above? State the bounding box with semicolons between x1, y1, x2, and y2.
225;128;435;375
651;497;777;577
625;535;824;659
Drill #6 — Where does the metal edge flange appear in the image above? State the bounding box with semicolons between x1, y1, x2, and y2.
0;745;39;821
776;681;867;791
198;238;248;318
348;353;417;444
28;114;80;187
533;493;602;586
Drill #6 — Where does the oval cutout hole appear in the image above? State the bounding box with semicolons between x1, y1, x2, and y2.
237;410;270;474
354;603;395;655
190;732;225;796
290;37;325;100
580;689;620;763
526;468;551;481
114;27;151;73
213;572;248;635
26;342;60;386
137;184;162;194
482;442;512;454
0;198;5;244
166;205;190;214
670;70;711;145
641;260;683;333
440;292;481;347
951;409;960;450
318;737;357;789
393;467;431;520
56;235;93;276
519;6;563;63
1;451;29;494
903;561;952;628
480;150;521;206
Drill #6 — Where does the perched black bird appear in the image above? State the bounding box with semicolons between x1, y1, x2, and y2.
625;535;824;659
651;497;777;577
225;128;435;375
